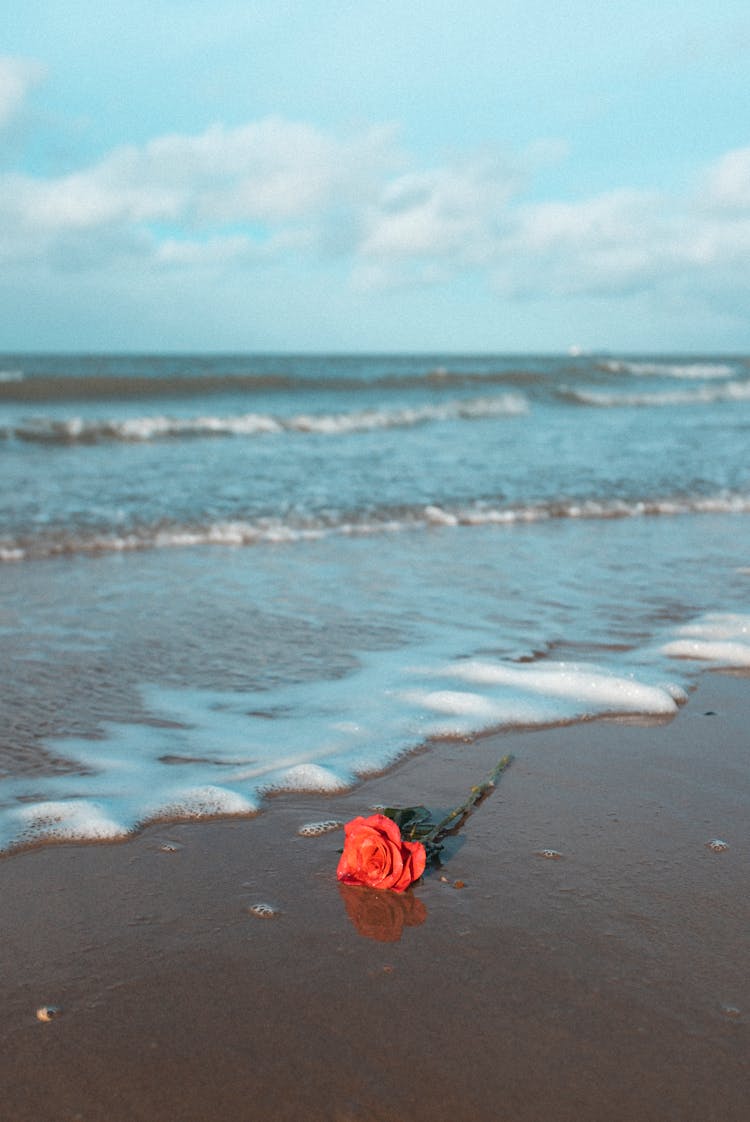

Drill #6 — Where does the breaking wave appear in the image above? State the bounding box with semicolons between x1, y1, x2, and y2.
599;359;737;379
560;380;750;408
9;394;527;445
4;492;750;563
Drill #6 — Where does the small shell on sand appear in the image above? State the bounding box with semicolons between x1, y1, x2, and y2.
36;1005;62;1022
297;819;344;837
706;838;730;852
536;848;564;860
247;902;278;919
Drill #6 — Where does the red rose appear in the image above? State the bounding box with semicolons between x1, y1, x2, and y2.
336;813;426;892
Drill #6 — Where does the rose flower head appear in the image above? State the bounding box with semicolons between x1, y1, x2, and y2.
337;813;426;892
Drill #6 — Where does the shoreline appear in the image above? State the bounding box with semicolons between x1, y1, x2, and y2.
1;671;747;1121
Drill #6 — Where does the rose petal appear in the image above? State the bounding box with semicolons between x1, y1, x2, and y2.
368;838;403;889
363;813;406;847
342;816;374;840
337;814;425;892
405;839;426;881
338;824;395;886
390;840;426;891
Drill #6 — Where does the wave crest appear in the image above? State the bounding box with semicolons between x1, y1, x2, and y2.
4;492;750;562
11;394;528;445
560;380;750;408
599;359;737;379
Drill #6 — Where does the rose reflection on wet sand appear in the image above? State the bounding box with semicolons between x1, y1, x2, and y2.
339;883;428;942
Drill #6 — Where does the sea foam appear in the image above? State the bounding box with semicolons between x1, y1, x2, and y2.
601;360;736;379
4;492;750;563
0;590;741;854
661;613;750;667
424;659;685;712
400;659;684;738
561;380;750;408
11;394;527;445
0;640;690;852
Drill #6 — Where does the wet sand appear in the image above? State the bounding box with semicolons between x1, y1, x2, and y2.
0;672;747;1121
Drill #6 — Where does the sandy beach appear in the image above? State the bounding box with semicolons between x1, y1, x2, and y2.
5;4;750;1115
0;671;747;1121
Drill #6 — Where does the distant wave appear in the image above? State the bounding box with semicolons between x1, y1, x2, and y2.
559;380;750;408
10;394;527;445
0;369;23;382
599;359;736;379
4;492;750;563
0;368;545;403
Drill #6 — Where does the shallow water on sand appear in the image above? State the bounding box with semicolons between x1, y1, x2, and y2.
2;352;749;850
2;512;750;851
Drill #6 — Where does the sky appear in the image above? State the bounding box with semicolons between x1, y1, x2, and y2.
2;0;750;353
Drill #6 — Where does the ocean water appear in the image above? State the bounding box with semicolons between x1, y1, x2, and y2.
1;352;749;852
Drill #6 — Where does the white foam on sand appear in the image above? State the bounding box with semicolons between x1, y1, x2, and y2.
0;610;736;853
265;764;349;793
427;660;685;711
401;659;684;736
12;799;126;843
145;785;258;820
661;613;750;667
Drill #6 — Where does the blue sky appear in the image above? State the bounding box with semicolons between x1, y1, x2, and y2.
2;0;750;352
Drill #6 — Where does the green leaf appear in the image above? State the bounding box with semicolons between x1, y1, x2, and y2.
380;805;433;837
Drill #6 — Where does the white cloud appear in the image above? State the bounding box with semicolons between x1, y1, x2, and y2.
1;105;749;316
0;117;400;265
701;146;750;211
358;169;668;296
5;117;398;229
359;145;750;302
493;189;675;296
0;56;45;129
360;155;520;262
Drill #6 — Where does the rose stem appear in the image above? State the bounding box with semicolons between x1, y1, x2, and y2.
422;754;514;847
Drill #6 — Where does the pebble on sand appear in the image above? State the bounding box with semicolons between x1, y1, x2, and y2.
36;1005;62;1022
